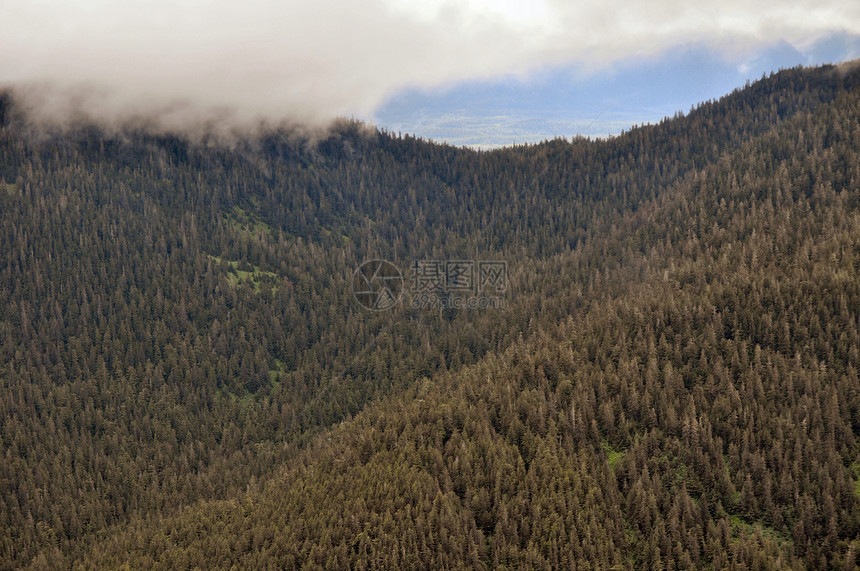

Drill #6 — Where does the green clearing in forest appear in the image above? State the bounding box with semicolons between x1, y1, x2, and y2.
208;254;279;293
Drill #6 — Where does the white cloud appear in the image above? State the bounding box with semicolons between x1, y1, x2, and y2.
1;0;858;130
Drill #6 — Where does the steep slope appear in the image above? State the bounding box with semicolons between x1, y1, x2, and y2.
75;70;860;569
0;63;858;569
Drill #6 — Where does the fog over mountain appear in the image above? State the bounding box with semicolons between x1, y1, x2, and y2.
2;0;859;138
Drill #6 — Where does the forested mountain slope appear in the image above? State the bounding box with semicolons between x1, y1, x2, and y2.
1;63;859;569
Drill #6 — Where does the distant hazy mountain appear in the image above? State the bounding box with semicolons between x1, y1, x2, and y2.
373;34;860;147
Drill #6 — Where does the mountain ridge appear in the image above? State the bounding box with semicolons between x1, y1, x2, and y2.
1;63;858;569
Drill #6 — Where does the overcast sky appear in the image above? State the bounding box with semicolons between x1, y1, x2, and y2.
2;0;859;142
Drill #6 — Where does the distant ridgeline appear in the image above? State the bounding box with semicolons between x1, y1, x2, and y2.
1;63;859;569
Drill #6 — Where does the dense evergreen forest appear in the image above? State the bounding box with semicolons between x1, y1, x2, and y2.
1;62;859;569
